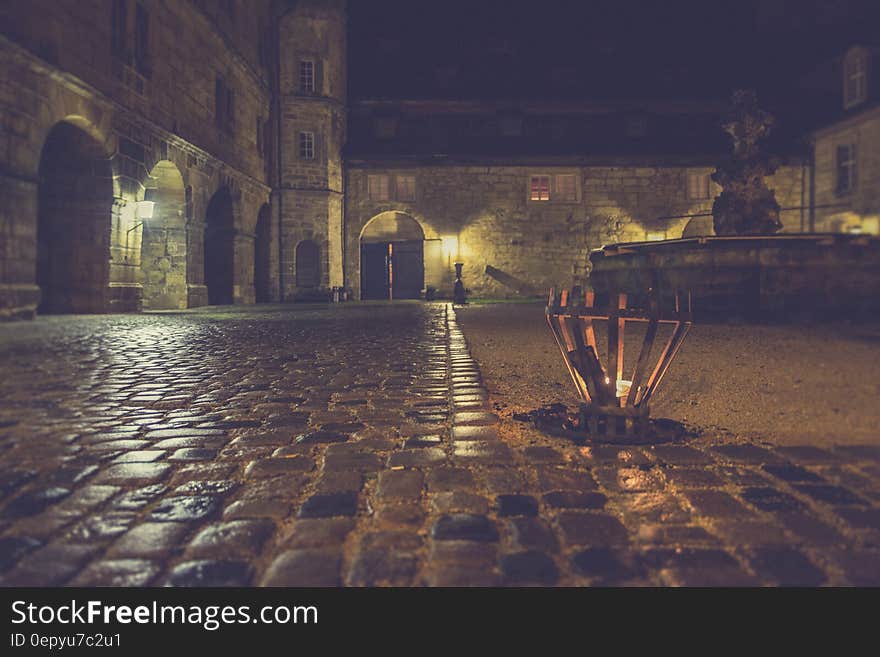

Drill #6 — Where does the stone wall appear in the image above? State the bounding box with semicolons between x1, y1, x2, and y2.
0;0;273;318
345;163;807;299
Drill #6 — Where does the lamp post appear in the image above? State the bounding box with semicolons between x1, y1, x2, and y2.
124;190;156;260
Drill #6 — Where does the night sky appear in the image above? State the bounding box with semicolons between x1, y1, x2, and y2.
348;0;877;102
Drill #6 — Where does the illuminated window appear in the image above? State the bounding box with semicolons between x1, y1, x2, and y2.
299;132;315;159
844;50;867;108
396;175;416;201
836;144;857;194
530;175;550;201
368;174;390;201
687;172;711;199
299;60;314;93
555;174;577;201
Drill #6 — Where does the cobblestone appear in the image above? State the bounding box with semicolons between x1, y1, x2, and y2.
0;303;878;586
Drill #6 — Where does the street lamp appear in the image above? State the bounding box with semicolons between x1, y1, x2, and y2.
125;189;157;259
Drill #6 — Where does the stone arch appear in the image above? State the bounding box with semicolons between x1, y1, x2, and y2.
204;186;235;305
359;211;425;300
140;160;188;309
254;203;272;302
295;239;321;288
37;120;115;313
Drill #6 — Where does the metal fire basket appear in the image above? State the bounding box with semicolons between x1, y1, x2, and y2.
546;281;692;440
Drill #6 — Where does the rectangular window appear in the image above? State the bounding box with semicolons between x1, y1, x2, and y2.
529;175;551;201
375;117;398;139
396;175;416;201
500;116;523;136
555;174;577;201
368;174;390;201
134;3;149;74
836;144;857;194
300;60;314;93
111;0;127;57
687;172;711;200
625;115;648;137
299;131;315;159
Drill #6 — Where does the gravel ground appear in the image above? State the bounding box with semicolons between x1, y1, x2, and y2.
456;302;880;447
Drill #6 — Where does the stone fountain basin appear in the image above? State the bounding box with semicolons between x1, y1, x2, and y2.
588;234;880;319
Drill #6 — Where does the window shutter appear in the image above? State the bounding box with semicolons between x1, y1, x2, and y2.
315;59;324;96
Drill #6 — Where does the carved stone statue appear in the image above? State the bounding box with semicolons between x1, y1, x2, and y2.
711;90;782;235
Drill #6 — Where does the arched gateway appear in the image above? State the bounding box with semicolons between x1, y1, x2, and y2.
360;211;425;300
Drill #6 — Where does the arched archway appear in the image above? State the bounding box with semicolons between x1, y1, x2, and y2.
295;240;321;288
360;211;425;300
254;204;272;302
204;187;235;305
37;121;114;313
141;160;187;309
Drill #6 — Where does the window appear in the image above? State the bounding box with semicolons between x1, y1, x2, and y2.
215;77;235;134
256;117;264;156
299;60;314;93
111;0;127;57
625;115;648;137
215;77;226;127
836;144;857;195
374;117;398;139
500;116;523;136
299;131;314;159
396;175;416;201
555;174;577;201
134;3;149;74
529;175;551;201
844;49;867;108
687;172;711;200
368;174;390;201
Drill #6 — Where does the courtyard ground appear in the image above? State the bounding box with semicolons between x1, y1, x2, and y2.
0;302;877;587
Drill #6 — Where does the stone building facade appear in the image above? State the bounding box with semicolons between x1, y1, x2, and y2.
345;100;807;298
0;0;845;317
0;0;275;318
809;45;880;235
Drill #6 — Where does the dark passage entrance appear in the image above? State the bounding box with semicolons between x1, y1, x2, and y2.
37;121;113;314
360;212;425;300
204;187;235;305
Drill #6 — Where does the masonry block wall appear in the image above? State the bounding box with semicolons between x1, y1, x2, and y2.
345;163;807;299
0;0;273;318
277;0;346;301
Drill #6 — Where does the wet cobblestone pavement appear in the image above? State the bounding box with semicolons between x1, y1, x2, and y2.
0;303;878;586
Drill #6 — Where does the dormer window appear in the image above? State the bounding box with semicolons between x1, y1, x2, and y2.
844;47;868;109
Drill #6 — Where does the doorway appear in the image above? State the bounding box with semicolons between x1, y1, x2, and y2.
360;212;425;300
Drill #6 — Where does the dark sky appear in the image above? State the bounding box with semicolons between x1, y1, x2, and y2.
348;0;877;101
